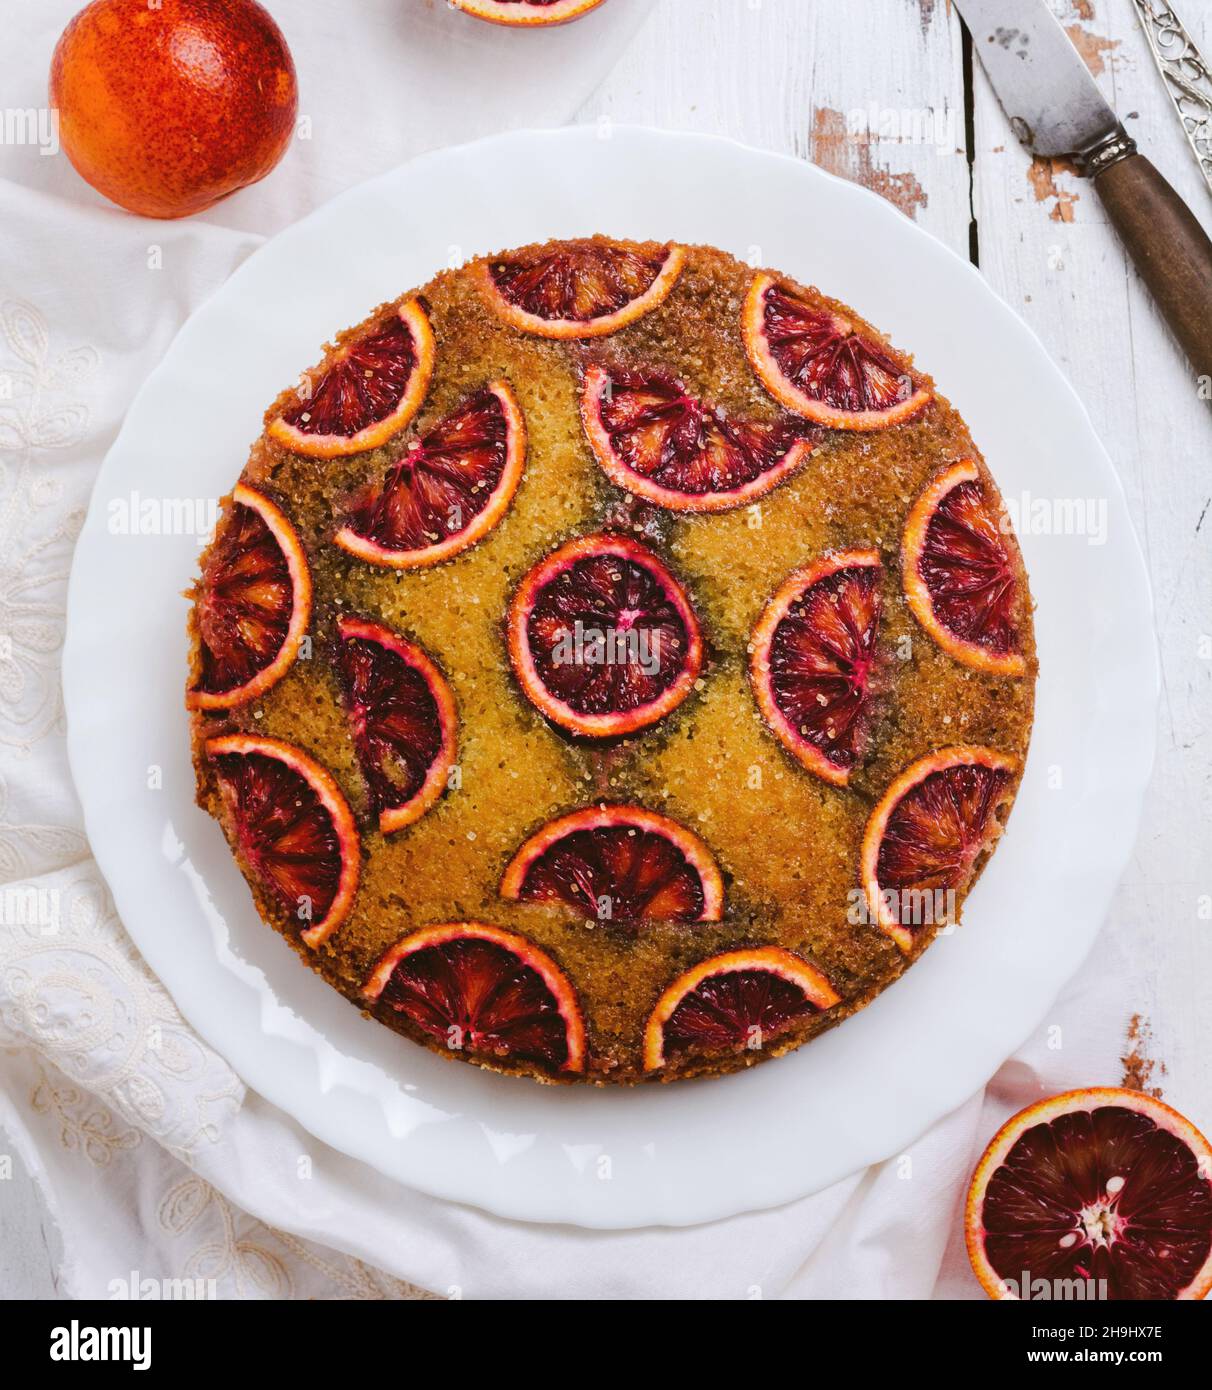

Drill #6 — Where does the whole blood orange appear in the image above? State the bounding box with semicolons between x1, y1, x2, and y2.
50;0;297;219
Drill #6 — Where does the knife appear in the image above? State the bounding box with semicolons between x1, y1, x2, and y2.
956;0;1212;378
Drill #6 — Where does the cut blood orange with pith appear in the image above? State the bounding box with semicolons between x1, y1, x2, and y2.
188;484;311;711
363;922;585;1074
903;460;1027;675
580;363;820;513
743;272;931;430
335;617;457;835
500;805;724;923
334;380;525;569
481;238;685;339
268;299;435;459
643;947;839;1072
450;0;606;23
750;549;883;786
966;1088;1212;1301
206;735;360;948
507;532;703;738
861;746;1016;953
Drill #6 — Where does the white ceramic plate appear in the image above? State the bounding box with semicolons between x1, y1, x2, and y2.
63;127;1158;1229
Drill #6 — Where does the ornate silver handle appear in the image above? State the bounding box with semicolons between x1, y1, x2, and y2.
1132;0;1212;196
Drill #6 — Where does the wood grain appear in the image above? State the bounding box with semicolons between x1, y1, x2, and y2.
1093;151;1212;377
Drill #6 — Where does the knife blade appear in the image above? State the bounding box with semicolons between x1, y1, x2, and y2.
954;0;1212;378
954;0;1123;156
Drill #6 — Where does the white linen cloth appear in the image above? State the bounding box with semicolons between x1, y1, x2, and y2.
0;0;1143;1300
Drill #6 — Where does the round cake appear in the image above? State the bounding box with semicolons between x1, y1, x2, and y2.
187;236;1037;1085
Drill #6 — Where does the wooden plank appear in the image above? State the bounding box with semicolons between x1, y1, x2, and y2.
578;0;972;257
970;0;1212;1108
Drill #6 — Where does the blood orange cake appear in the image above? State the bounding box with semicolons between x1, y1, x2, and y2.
188;236;1037;1085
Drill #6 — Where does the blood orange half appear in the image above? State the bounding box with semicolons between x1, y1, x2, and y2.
335;617;457;835
743;272;931;430
966;1088;1212;1301
334;381;525;569
580;363;819;512
188;483;311;711
643;947;840;1073
860;746;1017;953
481;238;685;339
507;532;704;738
268;299;435;459
749;549;883;786
363;922;585;1074
500;805;724;922
206;735;360;948
903;460;1027;676
450;0;606;23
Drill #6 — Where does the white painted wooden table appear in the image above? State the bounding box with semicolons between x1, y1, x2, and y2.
3;0;1209;1297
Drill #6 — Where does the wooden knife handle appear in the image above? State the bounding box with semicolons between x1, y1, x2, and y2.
1092;152;1212;380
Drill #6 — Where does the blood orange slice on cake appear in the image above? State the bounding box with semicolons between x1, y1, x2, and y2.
335;617;457;834
188;483;311;711
507;532;703;738
749;549;883;785
206;735;360;948
580;363;819;512
364;922;585;1074
268;299;435;459
860;746;1017;952
643;947;839;1072
743;272;931;430
481;238;685;339
500;805;724;922
966;1088;1212;1301
903;459;1027;675
334;381;525;569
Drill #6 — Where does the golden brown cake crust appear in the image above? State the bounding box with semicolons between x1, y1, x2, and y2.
189;237;1037;1086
